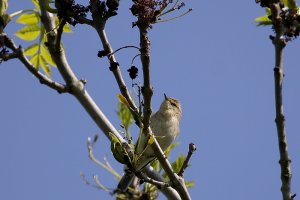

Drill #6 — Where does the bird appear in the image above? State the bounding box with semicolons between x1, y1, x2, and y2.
117;94;182;191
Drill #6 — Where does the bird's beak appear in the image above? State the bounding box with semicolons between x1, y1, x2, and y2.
164;93;168;100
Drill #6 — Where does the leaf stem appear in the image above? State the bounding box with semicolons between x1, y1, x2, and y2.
9;9;36;19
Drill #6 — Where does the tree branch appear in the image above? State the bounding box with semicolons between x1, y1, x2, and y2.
270;3;293;200
143;166;181;200
89;1;141;125
0;33;68;93
139;25;153;129
38;2;191;200
137;24;191;200
134;170;170;189
149;133;191;200
38;0;124;143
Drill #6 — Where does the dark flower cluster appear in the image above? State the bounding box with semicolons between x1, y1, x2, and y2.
106;0;120;16
255;0;271;8
127;65;138;80
88;0;120;19
256;0;300;40
280;8;300;39
55;0;89;26
130;0;182;27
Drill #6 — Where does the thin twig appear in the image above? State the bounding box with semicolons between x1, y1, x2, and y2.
89;1;141;126
87;138;121;179
80;172;110;192
134;170;169;189
107;45;140;58
157;9;192;24
93;174;110;192
178;143;196;177
9;9;37;19
131;54;141;65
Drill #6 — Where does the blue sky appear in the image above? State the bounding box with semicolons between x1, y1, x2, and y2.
1;0;300;200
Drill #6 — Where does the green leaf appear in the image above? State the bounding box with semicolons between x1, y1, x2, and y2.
282;0;297;9
255;15;272;26
162;155;186;179
144;182;157;194
41;44;56;67
15;24;41;41
30;53;39;69
40;55;51;77
16;12;40;25
151;160;160;172
118;101;133;131
171;155;186;173
55;17;72;33
164;143;179;158
31;0;40;10
63;23;72;33
265;7;271;15
24;43;39;56
185;180;195;188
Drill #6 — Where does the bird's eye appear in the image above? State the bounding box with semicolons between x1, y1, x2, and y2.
171;102;177;107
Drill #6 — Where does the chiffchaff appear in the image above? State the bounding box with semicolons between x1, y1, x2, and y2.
117;94;182;191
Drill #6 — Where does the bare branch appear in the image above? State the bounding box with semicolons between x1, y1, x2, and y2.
89;1;141;125
137;23;191;200
134;170;170;189
80;172;110;192
269;3;293;200
178;143;196;177
0;33;68;93
107;45;140;58
38;0;125;143
143;166;181;200
149;133;191;200
139;25;153;129
87;136;121;179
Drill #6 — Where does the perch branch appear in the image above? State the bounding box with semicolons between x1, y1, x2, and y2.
138;24;191;200
143;166;181;200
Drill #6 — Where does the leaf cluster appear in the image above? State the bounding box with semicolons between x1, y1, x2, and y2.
14;0;71;76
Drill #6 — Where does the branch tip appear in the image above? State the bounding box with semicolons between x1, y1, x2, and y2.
178;143;196;177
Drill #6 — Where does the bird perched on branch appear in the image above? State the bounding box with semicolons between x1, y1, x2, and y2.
117;94;182;191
